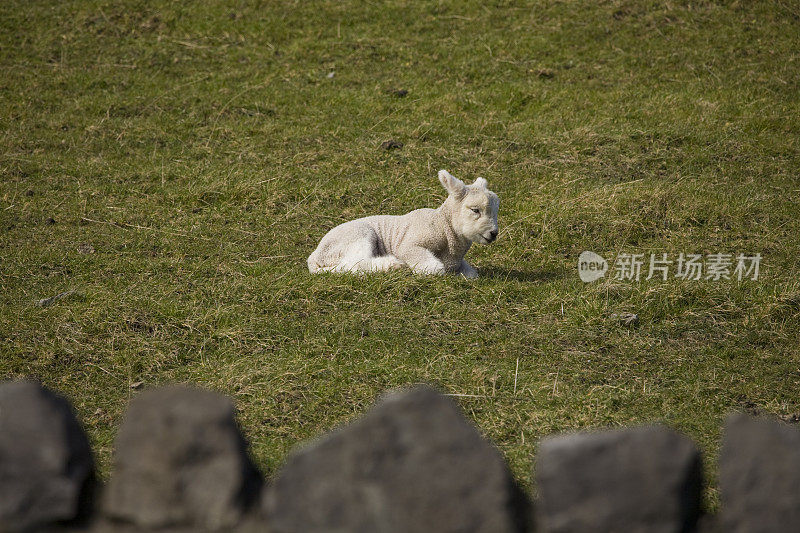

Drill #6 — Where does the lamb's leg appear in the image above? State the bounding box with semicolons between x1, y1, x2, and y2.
317;234;407;274
310;221;403;274
399;246;447;275
330;253;407;273
368;255;407;272
458;260;479;279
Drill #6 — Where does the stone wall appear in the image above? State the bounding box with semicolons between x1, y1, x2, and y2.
0;380;796;532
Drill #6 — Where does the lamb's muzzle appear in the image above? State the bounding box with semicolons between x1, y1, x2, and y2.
307;170;499;278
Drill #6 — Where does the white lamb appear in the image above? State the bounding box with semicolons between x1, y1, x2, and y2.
307;170;499;278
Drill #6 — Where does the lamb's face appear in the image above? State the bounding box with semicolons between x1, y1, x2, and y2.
457;184;500;244
438;170;500;245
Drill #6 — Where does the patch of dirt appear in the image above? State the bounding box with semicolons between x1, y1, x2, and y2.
380;140;403;150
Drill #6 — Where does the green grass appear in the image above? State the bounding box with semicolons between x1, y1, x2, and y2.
1;0;799;511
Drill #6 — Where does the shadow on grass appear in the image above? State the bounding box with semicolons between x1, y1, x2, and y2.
479;266;566;283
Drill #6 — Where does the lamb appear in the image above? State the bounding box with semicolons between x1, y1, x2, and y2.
307;170;499;278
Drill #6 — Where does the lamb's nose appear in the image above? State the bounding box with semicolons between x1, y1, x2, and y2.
489;230;498;241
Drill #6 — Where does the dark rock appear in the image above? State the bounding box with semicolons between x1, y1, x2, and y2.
719;413;800;532
380;140;403;150
103;386;261;530
535;425;702;533
86;516;275;533
390;88;408;97
0;381;94;532
263;385;528;533
696;513;721;533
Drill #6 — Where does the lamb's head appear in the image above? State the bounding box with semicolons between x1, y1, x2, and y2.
438;169;499;245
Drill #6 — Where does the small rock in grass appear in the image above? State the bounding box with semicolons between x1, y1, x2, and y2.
610;312;639;327
36;290;76;307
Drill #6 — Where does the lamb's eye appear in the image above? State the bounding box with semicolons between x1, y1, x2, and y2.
470;208;480;215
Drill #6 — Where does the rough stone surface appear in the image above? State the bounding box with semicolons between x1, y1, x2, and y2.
83;514;272;533
0;380;94;532
719;413;800;532
535;425;702;533
263;385;529;533
103;386;261;530
695;514;721;533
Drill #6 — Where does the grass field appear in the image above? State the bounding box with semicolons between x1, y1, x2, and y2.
2;0;799;510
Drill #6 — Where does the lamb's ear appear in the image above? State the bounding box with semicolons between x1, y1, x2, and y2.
438;170;466;198
474;177;488;189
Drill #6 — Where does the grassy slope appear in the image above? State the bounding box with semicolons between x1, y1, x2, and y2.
1;0;799;508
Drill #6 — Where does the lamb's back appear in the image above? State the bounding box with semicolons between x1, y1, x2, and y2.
361;209;441;254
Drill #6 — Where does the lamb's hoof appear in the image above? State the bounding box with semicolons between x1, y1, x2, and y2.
374;256;407;272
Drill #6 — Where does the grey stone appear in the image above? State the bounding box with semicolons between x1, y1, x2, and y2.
719;413;800;532
103;386;261;530
695;514;721;533
35;290;75;307
0;380;94;532
610;312;639;327
263;385;528;533
84;517;273;533
535;425;701;533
